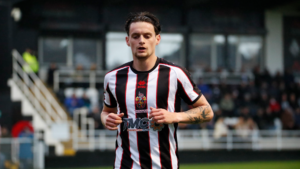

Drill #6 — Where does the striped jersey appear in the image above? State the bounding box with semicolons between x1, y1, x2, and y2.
103;58;202;169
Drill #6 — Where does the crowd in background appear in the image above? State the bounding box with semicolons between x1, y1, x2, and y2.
53;64;300;133
180;66;300;136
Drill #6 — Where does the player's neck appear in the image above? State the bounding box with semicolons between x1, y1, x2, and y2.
132;55;157;72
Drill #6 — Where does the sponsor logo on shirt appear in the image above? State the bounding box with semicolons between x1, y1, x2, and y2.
138;80;146;88
123;118;164;132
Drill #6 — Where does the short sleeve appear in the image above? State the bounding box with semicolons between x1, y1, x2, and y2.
176;67;202;105
103;75;117;108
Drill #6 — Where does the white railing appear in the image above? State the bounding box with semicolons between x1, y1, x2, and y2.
191;71;254;84
12;49;68;124
0;132;45;169
72;108;95;151
53;69;254;92
54;69;107;92
72;129;300;151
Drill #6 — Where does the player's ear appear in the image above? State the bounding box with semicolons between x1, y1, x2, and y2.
156;34;161;45
126;36;130;46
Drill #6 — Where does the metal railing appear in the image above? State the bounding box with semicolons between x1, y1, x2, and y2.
54;69;107;91
0;133;45;169
12;49;68;124
72;129;300;151
71;108;300;151
53;69;254;92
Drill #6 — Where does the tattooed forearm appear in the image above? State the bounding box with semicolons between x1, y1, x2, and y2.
183;104;211;123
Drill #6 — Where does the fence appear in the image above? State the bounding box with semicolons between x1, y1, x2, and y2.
0;135;45;169
71;129;300;151
53;69;255;92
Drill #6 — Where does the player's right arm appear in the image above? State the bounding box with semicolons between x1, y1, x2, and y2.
101;105;124;130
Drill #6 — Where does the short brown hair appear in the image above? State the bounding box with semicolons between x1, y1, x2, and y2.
125;11;161;35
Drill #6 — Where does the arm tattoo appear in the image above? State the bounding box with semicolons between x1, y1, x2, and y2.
184;104;210;123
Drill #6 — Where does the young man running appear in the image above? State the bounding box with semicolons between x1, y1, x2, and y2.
101;12;214;169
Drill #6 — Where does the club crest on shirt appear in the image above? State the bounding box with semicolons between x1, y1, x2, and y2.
135;92;147;108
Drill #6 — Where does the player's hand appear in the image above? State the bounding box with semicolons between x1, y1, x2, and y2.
149;107;178;124
105;113;124;130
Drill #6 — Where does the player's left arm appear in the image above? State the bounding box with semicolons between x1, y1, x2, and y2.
149;95;214;124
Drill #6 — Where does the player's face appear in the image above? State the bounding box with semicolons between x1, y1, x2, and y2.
126;22;161;60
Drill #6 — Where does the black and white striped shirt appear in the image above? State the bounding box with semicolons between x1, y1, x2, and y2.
104;58;202;169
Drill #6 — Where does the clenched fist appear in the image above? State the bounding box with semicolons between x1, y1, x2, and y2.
104;113;124;130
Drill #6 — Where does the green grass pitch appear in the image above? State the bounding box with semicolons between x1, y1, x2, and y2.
51;161;300;169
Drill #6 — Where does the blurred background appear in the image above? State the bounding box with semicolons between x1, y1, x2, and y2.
1;0;300;168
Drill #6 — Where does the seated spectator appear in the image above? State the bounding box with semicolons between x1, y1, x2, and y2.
90;63;97;71
295;108;300;129
219;93;235;117
197;78;212;101
253;108;266;130
258;92;269;109
47;62;58;87
262;107;276;130
241;93;257;116
234;107;258;138
82;93;91;112
289;93;299;110
281;108;296;130
18;127;34;169
268;81;280;99
87;106;103;129
269;97;281;118
64;94;85;116
0;126;11;138
280;93;290;110
273;71;283;85
213;117;228;139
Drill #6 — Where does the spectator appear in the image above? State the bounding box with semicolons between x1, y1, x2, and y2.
82;93;91;112
219;93;235;117
0;126;11;138
280;93;290;111
234;107;258;138
289;93;299;110
241;93;257;116
274;71;283;85
280;108;296;130
87;106;103;129
269;97;281;117
283;68;294;87
261;68;272;85
238;81;250;101
18;127;34;169
269;81;280;99
252;65;262;87
295;108;300;129
258;92;269;109
47;62;58;87
64;94;85;116
263;107;276;130
213;117;228;139
253;108;266;130
22;48;39;76
90;63;97;71
197;78;212;101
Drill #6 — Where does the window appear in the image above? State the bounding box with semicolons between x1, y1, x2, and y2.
189;34;263;72
42;37;68;64
156;33;184;66
228;35;263;71
106;32;185;70
73;38;98;69
40;37;101;68
106;32;132;70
